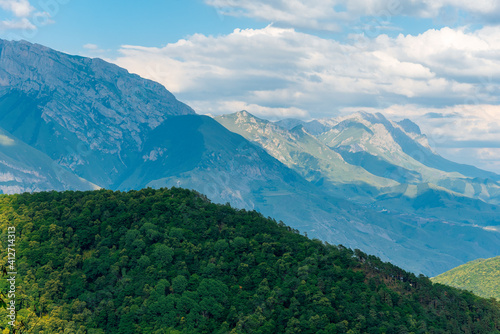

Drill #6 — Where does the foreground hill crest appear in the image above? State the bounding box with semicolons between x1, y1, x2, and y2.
0;188;499;333
433;256;500;301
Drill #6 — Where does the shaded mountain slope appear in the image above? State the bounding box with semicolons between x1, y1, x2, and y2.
0;125;98;194
0;39;194;188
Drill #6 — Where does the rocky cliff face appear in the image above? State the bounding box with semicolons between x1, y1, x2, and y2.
0;39;195;187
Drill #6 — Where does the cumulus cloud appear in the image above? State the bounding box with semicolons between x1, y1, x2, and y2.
0;0;34;17
0;0;53;32
205;0;500;31
113;25;500;115
83;43;99;50
112;24;500;172
81;43;111;57
0;17;35;30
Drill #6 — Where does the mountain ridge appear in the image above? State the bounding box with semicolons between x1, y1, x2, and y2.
1;40;499;276
0;38;195;189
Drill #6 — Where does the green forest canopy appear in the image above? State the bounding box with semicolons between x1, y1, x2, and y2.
0;188;499;333
432;256;500;301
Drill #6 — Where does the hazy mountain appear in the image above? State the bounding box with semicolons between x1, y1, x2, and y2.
215;111;500;274
315;112;500;204
276;118;330;135
220;111;500;212
432;256;500;301
217;111;396;192
0;125;98;194
0;39;194;188
1;39;499;276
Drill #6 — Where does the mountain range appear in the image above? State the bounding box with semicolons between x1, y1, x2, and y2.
216;111;500;228
0;39;499;276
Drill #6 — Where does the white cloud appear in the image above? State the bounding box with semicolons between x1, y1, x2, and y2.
0;0;34;17
206;0;500;31
0;17;35;30
0;0;54;32
112;24;500;172
207;0;346;31
113;25;500;115
83;43;99;50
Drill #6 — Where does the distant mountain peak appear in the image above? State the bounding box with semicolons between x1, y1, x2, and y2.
274;118;305;130
237;110;252;117
227;110;269;126
397;119;422;135
0;39;195;187
0;39;195;146
233;110;262;121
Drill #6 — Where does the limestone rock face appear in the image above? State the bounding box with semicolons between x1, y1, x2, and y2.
0;39;194;151
0;39;195;188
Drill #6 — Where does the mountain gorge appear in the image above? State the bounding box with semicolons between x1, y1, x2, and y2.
0;39;499;276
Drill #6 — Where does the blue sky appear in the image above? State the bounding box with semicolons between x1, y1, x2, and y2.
1;0;266;55
1;0;500;173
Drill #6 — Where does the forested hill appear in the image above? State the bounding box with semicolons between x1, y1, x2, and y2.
432;256;500;301
0;189;499;333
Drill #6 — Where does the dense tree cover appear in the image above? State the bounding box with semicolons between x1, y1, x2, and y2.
0;188;499;333
432;256;500;301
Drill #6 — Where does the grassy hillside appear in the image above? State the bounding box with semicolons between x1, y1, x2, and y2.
432;256;500;301
0;188;499;333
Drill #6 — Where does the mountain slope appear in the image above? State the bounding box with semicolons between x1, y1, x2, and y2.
0;39;194;188
1;39;499;276
0;125;98;194
217;111;500;226
225;111;500;205
315;112;500;204
432;256;500;301
1;188;499;333
216;111;396;191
